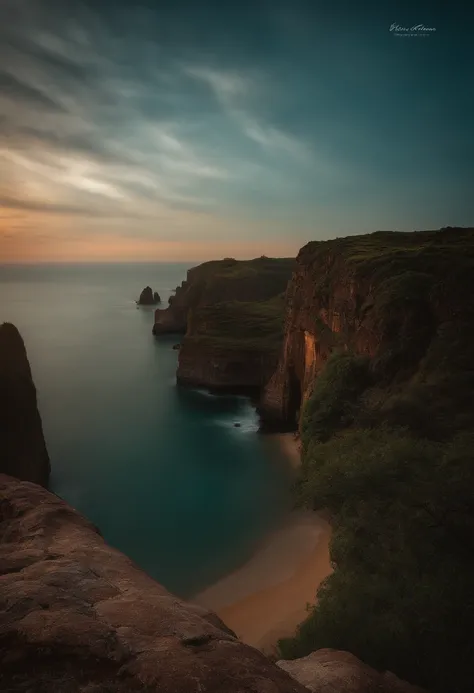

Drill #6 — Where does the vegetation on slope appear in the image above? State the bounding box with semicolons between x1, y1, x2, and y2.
278;228;474;693
187;293;286;352
181;257;294;351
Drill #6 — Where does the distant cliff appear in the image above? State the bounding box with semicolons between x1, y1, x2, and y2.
153;257;295;391
0;323;50;486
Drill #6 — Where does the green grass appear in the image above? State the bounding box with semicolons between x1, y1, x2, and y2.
186;294;286;352
177;256;294;352
300;228;474;290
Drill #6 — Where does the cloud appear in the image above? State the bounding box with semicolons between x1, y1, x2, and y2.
0;194;112;216
0;69;66;113
183;65;251;107
1;0;470;262
184;63;312;163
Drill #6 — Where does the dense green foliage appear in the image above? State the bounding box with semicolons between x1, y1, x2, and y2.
186;256;295;307
280;350;474;693
182;257;294;352
300;352;371;446
189;294;286;352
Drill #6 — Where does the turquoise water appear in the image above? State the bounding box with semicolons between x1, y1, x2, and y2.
0;262;292;597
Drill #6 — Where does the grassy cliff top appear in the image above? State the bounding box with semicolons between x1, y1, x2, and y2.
180;256;295;306
187;256;295;278
299;227;474;280
187;294;286;352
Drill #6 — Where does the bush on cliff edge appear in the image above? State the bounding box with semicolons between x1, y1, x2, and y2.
280;354;474;693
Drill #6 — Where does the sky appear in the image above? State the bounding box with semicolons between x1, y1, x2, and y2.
0;0;473;262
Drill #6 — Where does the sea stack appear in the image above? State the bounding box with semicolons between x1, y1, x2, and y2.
137;286;161;305
0;322;50;487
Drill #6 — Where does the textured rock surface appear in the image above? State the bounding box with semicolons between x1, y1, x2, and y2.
154;257;294;390
0;323;50;487
277;650;426;693
137;286;160;305
260;227;474;428
177;342;279;391
0;474;308;693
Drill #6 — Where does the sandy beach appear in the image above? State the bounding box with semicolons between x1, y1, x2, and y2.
193;433;332;654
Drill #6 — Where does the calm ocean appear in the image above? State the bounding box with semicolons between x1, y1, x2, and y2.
0;262;292;597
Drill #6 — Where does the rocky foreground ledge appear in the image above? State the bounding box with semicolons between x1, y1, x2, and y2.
0;474;307;693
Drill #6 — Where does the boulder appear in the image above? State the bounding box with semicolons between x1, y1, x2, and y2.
277;649;426;693
0;323;50;487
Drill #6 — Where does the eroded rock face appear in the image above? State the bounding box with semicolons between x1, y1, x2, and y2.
153;257;294;391
137;287;160;305
0;474;307;693
260;227;474;429
177;342;279;392
277;650;426;693
0;323;50;487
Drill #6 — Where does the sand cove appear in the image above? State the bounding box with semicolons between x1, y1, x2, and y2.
193;433;332;654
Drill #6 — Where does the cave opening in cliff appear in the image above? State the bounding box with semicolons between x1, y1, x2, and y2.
288;367;302;428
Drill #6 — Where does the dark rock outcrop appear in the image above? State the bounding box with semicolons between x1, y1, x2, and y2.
260;227;474;429
0;474;307;693
277;650;426;693
0;323;50;487
137;287;160;305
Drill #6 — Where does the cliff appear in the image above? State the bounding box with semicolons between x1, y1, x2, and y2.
266;227;474;693
0;326;428;693
153;257;294;391
260;227;474;431
0;322;50;486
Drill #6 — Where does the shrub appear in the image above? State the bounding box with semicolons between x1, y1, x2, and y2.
280;428;474;693
301;351;371;448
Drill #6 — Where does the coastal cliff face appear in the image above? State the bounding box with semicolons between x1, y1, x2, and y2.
0;473;308;693
154;257;294;391
0;323;50;486
261;227;474;429
268;228;474;693
177;342;279;391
